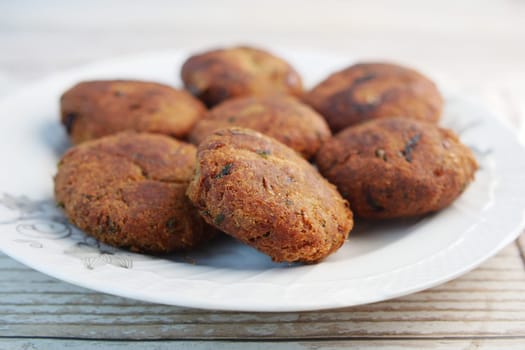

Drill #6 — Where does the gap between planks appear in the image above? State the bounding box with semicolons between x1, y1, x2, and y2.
1;336;525;350
3;322;525;340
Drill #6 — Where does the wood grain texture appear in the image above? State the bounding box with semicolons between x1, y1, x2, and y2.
2;338;525;350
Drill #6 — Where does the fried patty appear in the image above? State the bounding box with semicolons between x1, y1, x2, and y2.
181;46;303;107
304;62;443;132
186;127;353;263
54;132;216;253
316;117;478;219
189;95;331;158
60;80;206;144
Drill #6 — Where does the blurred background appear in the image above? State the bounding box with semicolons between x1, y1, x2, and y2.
1;0;524;112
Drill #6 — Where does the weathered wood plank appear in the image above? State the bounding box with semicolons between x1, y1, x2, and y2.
3;321;525;339
2;300;525;315
2;338;525;350
2;310;525;325
2;293;525;312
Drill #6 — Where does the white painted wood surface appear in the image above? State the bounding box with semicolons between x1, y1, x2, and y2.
1;1;525;349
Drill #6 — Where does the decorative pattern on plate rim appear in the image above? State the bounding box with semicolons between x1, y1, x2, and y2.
0;193;134;270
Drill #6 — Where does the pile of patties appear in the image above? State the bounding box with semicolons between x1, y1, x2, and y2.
54;46;478;264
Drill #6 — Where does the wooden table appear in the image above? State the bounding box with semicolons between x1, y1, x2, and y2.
1;1;525;349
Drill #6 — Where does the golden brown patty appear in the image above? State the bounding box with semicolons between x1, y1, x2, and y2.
54;132;216;254
60;80;206;144
186;127;353;263
189;95;331;158
304;62;443;132
316;118;478;219
181;46;303;107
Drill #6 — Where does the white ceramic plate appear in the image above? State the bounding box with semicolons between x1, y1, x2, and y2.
1;49;525;312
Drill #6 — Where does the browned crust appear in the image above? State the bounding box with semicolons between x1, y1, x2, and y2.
181;46;303;107
304;63;443;132
186;127;353;263
54;132;216;253
316;118;478;219
60;80;206;144
189;95;331;158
